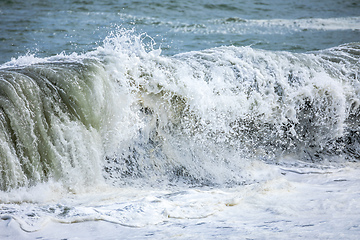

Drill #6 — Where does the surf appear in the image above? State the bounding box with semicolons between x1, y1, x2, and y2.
0;29;359;192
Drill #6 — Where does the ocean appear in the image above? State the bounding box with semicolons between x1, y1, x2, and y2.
1;0;360;239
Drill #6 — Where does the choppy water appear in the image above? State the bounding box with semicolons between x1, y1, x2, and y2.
1;1;360;239
1;0;360;62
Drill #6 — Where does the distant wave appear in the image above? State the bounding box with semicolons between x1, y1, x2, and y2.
170;16;360;34
115;14;360;33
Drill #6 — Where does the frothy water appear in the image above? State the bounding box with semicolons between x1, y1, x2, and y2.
1;2;360;237
1;30;359;192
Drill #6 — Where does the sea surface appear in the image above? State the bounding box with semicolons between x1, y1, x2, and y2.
1;0;360;239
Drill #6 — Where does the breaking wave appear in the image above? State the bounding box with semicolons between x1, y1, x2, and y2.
1;30;359;191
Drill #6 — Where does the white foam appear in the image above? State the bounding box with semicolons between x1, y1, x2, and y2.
1;29;360;239
1;164;360;239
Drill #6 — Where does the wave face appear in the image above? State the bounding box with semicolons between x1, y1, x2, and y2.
1;31;360;191
0;59;112;191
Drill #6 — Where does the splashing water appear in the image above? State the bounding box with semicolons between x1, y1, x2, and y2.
0;29;359;191
0;29;360;239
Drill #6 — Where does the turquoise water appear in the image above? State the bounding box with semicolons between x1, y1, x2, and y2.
1;0;359;63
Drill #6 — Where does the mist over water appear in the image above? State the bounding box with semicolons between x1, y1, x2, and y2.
1;1;360;239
